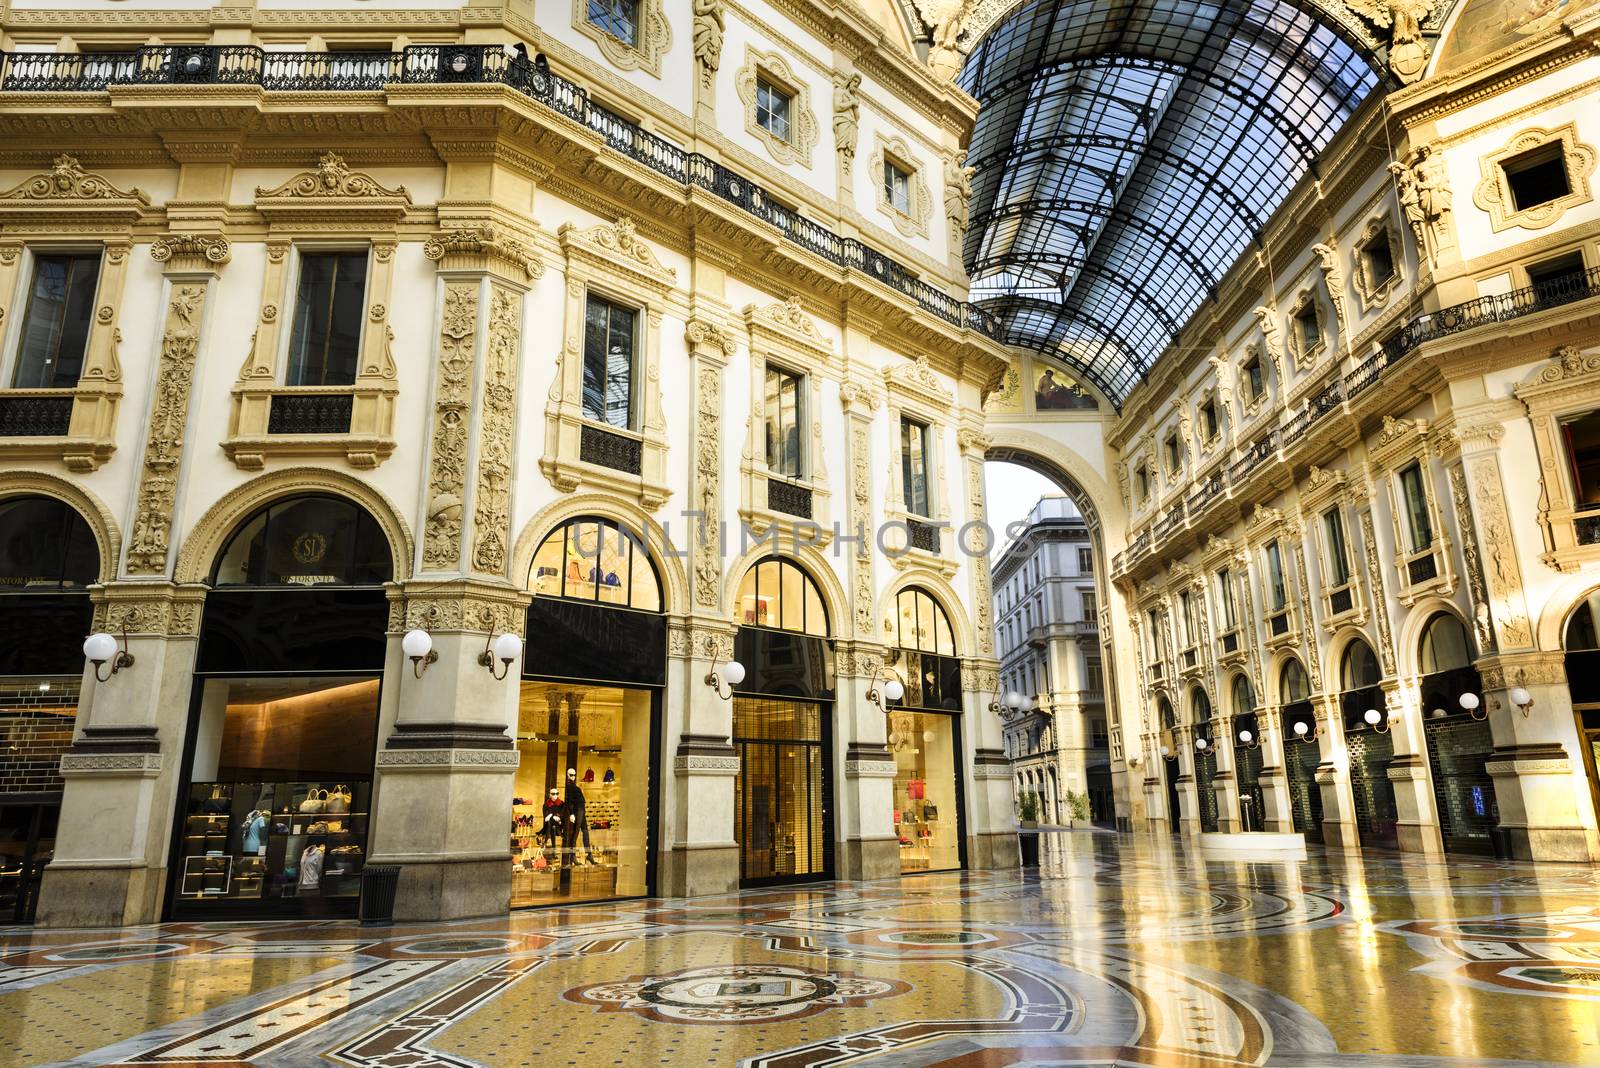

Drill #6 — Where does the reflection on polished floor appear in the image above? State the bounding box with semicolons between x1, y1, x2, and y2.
1;833;1597;1067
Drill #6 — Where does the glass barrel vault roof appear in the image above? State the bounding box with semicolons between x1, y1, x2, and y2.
959;0;1386;405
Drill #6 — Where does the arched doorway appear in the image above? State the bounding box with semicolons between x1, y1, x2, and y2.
1417;613;1496;855
173;494;393;918
0;495;99;923
1564;597;1600;828
1157;695;1180;832
1231;675;1265;831
1190;686;1219;833
885;585;964;872
1338;638;1398;849
1278;658;1324;843
515;516;665;905
732;556;834;885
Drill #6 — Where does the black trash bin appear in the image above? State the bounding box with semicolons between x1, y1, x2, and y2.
1018;831;1040;868
359;864;401;925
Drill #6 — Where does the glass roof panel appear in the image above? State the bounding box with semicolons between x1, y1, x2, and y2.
959;0;1384;405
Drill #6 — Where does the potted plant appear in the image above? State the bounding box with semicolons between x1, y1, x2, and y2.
1018;792;1039;829
1064;790;1091;828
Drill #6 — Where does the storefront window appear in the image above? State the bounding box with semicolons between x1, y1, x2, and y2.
887;586;962;872
529;516;660;611
177;677;379;908
511;681;652;906
888;709;959;871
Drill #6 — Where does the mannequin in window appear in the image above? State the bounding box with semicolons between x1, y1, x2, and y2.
564;766;598;865
241;806;268;855
541;787;566;854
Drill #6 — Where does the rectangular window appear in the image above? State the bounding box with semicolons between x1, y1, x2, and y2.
1080;589;1096;618
1216;567;1237;629
1560;409;1600;511
884;159;911;213
1201;398;1218;441
1085;659;1103;692
1265;540;1286;611
587;0;639;47
1528;251;1586;295
1399;462;1433;551
1323;507;1351;587
1164;434;1180;473
1361;234;1395;287
582;294;637;430
1180;590;1196;646
1243;356;1263;401
756;77;792;143
1502;144;1570;212
1148;609;1164;660
12;252;100;389
901;417;931;517
1294;305;1320;353
286;251;368;387
1136;464;1150;501
1078;547;1092;572
763;365;804;478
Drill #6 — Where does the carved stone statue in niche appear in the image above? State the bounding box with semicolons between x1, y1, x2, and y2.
1390;144;1452;265
692;0;724;90
945;151;976;246
832;72;861;175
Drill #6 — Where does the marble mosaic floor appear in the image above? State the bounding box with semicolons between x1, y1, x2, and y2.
2;834;1598;1067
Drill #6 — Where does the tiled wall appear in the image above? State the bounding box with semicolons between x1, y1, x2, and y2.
0;677;80;796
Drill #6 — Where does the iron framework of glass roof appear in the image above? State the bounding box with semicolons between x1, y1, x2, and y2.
959;0;1388;406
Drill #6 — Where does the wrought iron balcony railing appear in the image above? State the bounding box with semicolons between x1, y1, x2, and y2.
0;44;1000;340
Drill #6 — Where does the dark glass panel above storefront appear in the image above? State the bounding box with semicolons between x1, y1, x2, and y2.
525;597;666;687
0;497;98;591
195;588;388;675
733;628;835;701
0;595;93;677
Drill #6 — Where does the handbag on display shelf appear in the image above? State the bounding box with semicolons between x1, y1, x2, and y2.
907;779;925;800
892;809;901;826
326;786;351;814
299;789;328;814
202;785;230;814
922;804;938;822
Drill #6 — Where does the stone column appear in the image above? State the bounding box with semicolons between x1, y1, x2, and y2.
1173;723;1200;834
366;227;538;920
1258;700;1296;832
1385;676;1445;856
835;642;898;880
39;237;228;927
1211;713;1241;831
1316;691;1361;848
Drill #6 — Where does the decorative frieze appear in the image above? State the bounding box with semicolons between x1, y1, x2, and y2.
1464;456;1534;650
691;353;724;610
392;583;528;637
422;283;480;572
469;286;521;576
1359;510;1398;675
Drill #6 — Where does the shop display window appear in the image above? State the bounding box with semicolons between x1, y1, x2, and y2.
510;681;652;906
529;517;659;611
177;677;379;909
888;709;959;872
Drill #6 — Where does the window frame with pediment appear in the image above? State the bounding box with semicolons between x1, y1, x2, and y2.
1238;345;1269;419
1474;123;1597;233
1247;508;1301;652
1299;466;1366;631
1350;215;1403;313
1286;285;1326;371
574;0;672;79
1196;389;1223;453
882;355;956;577
1516;346;1600;570
735;46;818;169
1369;416;1455;605
1203;536;1249;668
869;133;932;240
542;218;673;509
740;299;834;544
224;153;411;471
0;155;145;472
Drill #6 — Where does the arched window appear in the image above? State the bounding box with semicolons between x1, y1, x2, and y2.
1341;639;1381;691
1419;613;1473;675
1191;686;1212;723
1567;599;1600;652
529;517;661;612
1280;658;1310;704
1232;674;1254;716
1157;696;1176;730
0;496;98;589
735;556;828;636
212;495;391;586
893;586;956;655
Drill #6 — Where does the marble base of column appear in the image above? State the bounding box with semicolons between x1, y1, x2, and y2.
1487;743;1600;862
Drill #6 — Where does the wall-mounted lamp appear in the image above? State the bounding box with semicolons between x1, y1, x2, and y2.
402;628;437;678
989;690;1026;715
1159;744;1172;758
1292;719;1319;743
866;674;905;708
1128;753;1143;767
1363;707;1397;735
478;632;522;680
83;631;134;683
1508;686;1533;717
1459;692;1486;721
1236;728;1260;750
705;657;745;700
1194;736;1209;752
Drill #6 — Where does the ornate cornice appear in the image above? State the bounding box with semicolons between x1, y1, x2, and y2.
149;234;232;274
558;216;675;291
882;354;954;408
744;297;833;361
685;318;739;358
423;225;544;282
0;154;148;204
254;151;412;226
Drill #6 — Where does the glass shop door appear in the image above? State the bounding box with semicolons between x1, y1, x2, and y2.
0;802;58;924
734;698;829;885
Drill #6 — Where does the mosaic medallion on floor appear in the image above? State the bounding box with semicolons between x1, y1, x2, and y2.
564;963;912;1023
